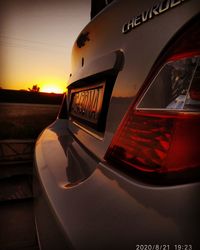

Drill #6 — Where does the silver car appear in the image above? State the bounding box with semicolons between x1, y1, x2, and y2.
34;0;200;249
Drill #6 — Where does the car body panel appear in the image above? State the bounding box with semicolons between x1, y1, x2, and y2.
68;0;200;159
34;0;200;249
35;119;200;249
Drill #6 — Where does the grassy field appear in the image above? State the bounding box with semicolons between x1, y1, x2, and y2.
0;103;60;140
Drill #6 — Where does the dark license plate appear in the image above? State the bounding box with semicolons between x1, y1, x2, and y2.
70;83;105;125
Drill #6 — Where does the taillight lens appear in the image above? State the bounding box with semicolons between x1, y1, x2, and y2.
105;17;200;176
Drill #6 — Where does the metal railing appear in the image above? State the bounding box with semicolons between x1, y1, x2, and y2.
0;140;35;164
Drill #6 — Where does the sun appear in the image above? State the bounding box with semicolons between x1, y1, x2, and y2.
40;84;65;94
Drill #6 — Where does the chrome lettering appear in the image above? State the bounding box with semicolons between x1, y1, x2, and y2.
159;0;170;13
122;0;188;34
149;2;160;19
127;19;135;33
141;10;149;22
122;18;135;34
134;15;142;26
170;0;182;8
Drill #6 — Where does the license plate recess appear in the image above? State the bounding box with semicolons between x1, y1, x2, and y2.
70;82;105;131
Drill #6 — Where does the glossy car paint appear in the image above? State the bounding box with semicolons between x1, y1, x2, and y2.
34;0;200;249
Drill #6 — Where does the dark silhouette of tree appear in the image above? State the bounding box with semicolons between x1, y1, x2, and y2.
28;84;40;92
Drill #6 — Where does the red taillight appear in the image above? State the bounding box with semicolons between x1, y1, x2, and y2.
105;16;200;177
105;110;200;174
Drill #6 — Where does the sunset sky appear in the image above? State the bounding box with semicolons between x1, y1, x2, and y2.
0;0;90;93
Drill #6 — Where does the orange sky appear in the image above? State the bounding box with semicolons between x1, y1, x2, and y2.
0;0;90;93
